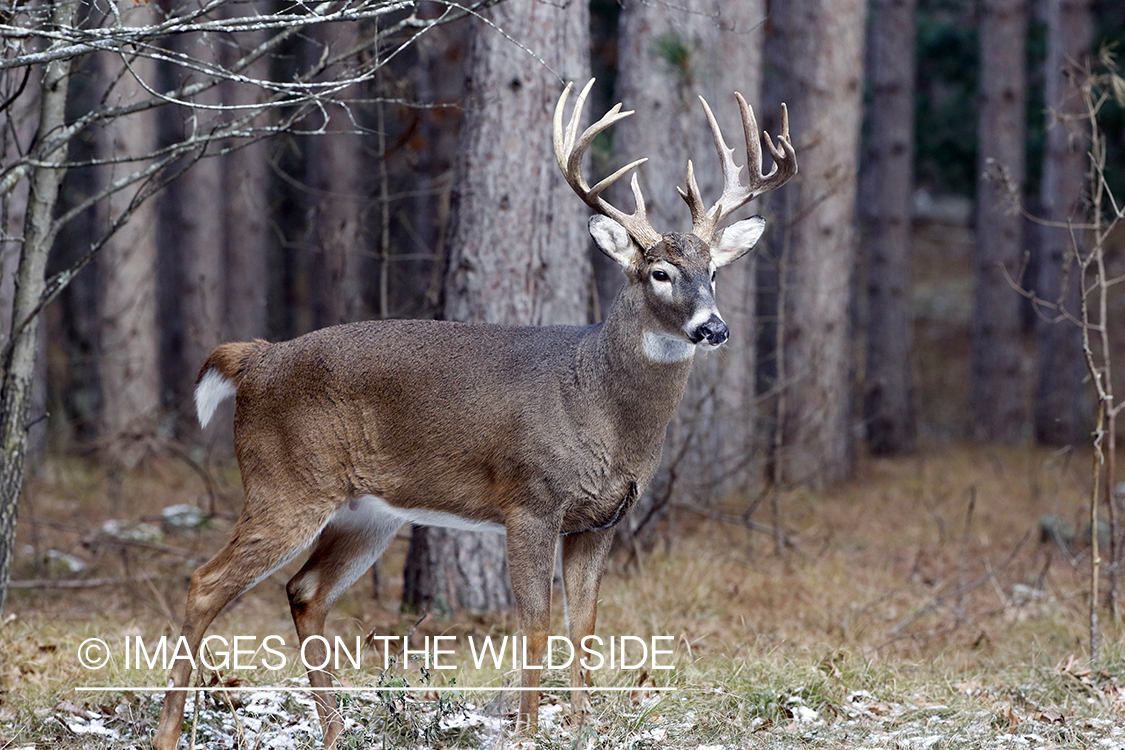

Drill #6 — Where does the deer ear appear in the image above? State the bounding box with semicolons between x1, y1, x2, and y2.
712;216;766;267
589;215;636;268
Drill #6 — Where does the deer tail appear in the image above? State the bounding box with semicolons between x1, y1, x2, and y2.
194;340;268;428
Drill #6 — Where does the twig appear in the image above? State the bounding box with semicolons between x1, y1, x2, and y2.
87;535;209;562
674;502;798;549
885;532;1030;639
164;441;233;514
8;574;161;589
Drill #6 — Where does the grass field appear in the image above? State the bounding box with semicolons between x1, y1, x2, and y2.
2;443;1125;748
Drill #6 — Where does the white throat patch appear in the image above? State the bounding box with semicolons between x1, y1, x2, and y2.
642;330;696;363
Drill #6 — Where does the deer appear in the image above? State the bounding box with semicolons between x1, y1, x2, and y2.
152;78;795;750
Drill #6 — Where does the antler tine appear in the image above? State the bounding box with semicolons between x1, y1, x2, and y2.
684;94;799;244
747;98;801;197
704;95;748;214
553;79;662;250
566;105;637;188
676;94;745;242
677;160;708;227
737;93;767;184
553;81;580;174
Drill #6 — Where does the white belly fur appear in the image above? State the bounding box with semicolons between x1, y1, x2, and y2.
333;495;506;534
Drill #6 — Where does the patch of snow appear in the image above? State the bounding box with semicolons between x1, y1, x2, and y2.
792;705;819;723
162;503;205;528
101;519;163;542
785;695;819;723
45;549;86;572
63;714;120;738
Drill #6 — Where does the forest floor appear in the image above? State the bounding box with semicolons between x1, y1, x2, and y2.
3;442;1125;749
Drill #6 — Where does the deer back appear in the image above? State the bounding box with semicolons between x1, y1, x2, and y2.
218;315;689;535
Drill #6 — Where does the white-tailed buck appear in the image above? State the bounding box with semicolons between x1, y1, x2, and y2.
153;79;795;749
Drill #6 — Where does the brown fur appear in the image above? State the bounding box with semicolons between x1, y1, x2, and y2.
196;339;267;388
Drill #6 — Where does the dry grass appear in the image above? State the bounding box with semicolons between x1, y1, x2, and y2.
2;443;1125;748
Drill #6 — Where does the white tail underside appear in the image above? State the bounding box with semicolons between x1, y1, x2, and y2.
194;369;237;428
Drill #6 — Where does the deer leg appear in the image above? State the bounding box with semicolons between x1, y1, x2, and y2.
286;506;403;750
505;509;561;734
153;505;331;750
561;528;613;723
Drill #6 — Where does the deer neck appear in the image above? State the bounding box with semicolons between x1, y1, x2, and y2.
581;285;695;431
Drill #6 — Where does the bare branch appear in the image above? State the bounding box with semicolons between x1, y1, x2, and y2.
0;0;503;360
7;574;162;589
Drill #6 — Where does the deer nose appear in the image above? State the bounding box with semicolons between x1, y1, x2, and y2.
697;316;729;346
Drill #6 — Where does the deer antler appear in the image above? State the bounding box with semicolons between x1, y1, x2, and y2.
678;94;797;244
554;79;662;250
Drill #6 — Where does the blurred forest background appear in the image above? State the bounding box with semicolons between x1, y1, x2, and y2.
1;0;1125;616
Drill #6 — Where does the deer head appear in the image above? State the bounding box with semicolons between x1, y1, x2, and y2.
553;79;797;355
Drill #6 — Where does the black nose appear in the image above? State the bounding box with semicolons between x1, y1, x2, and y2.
697;316;728;346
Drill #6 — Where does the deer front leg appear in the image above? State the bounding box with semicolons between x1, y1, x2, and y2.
561;528;613;723
504;509;561;734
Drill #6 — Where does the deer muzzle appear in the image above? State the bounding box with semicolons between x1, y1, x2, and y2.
696;315;729;346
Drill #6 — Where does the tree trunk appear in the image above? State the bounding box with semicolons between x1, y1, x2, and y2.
0;0;78;613
167;31;228;441
1034;0;1090;447
709;7;767;501
212;7;273;453
97;20;164;465
609;0;765;544
224;136;270;340
1;54;46;468
971;0;1028;443
0;71;38;354
403;0;591;615
306;22;368;328
385;13;469;320
766;0;867;487
441;10;590;327
860;0;918;455
221;3;272;346
52;56;102;447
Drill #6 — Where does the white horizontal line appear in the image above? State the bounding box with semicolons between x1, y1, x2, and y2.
76;686;677;693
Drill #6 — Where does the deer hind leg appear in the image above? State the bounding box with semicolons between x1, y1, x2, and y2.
286;500;404;750
561;528;614;723
153;502;332;750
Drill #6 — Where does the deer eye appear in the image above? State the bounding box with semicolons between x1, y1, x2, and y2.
652;269;670;282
